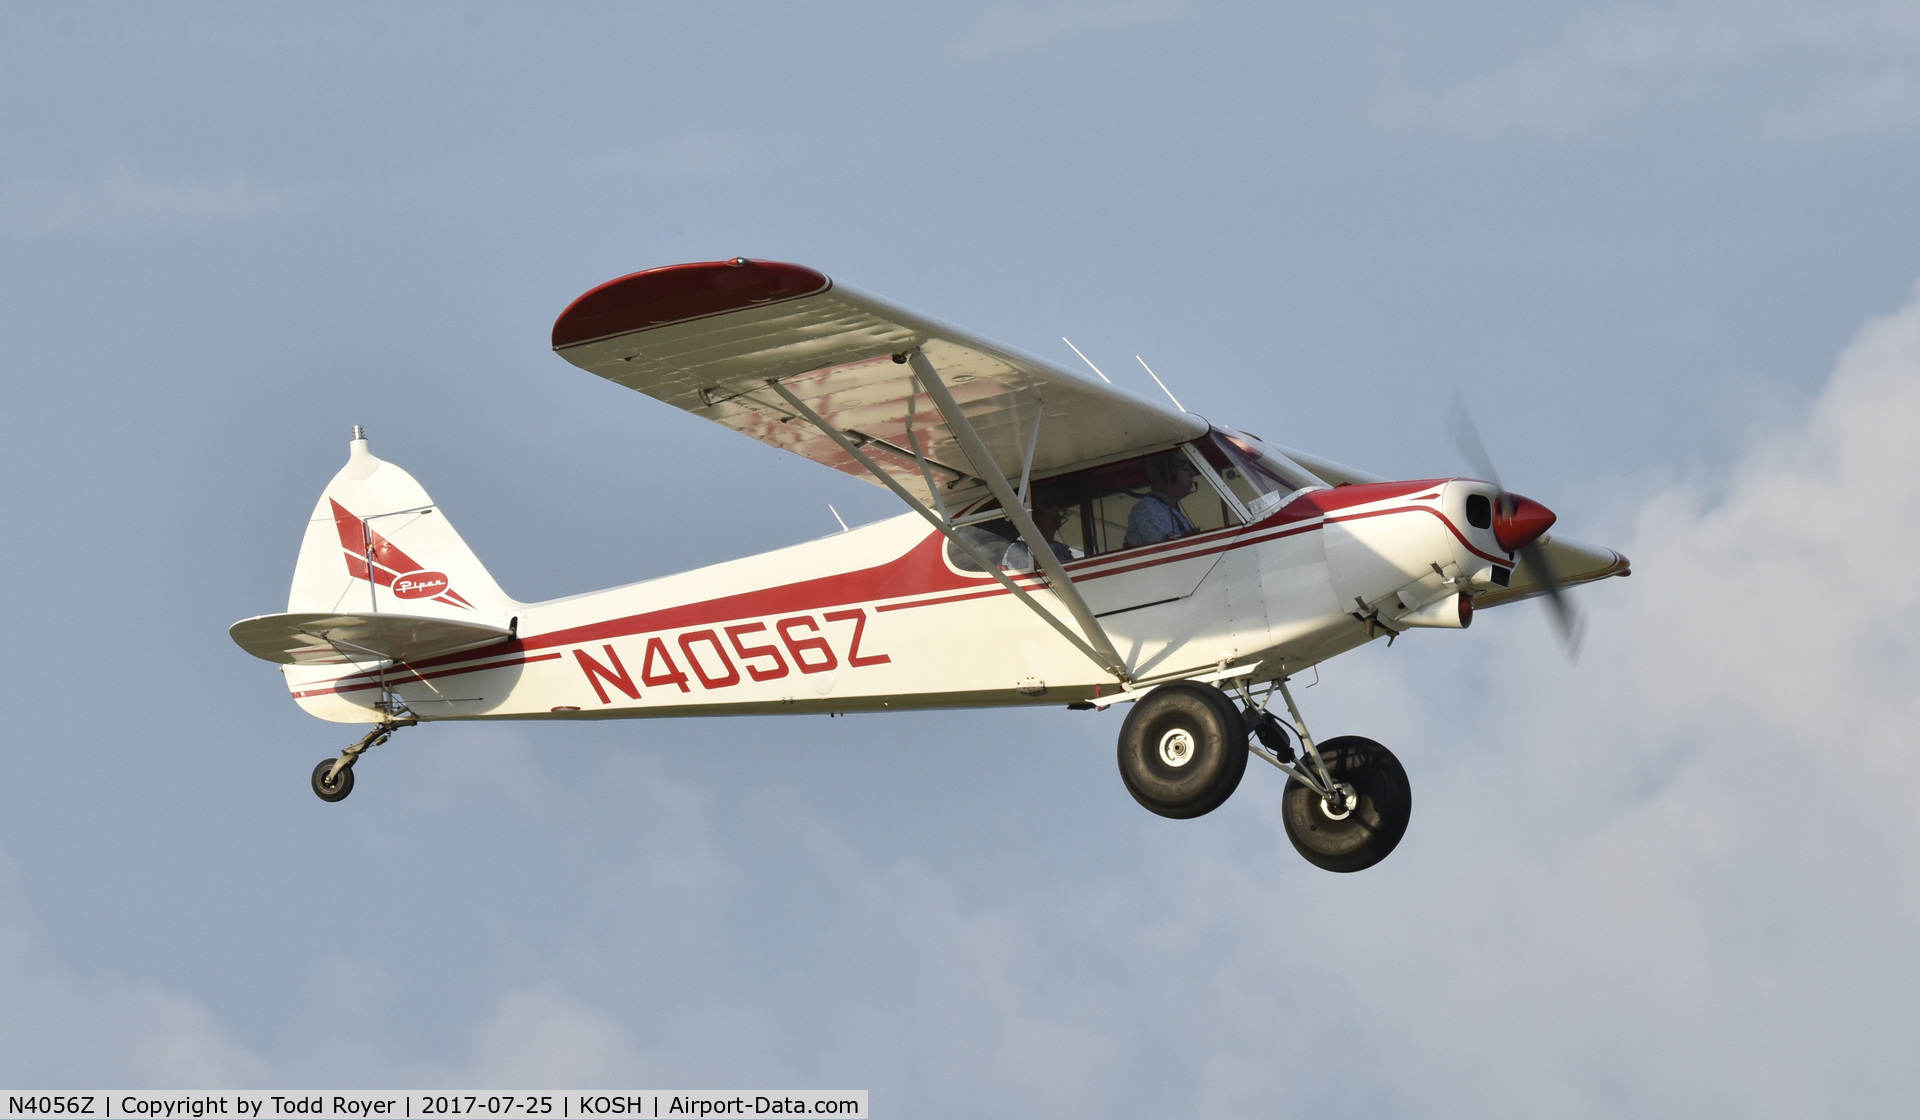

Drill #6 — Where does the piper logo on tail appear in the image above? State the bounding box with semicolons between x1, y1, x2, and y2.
392;571;450;599
330;500;474;610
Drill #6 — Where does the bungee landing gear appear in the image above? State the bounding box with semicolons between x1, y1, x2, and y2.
1112;670;1412;872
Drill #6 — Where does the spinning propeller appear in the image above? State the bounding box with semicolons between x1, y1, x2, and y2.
1449;400;1587;658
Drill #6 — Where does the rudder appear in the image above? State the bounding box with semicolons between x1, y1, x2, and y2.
288;427;518;622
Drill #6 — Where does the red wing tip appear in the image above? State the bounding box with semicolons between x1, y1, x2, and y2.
552;258;831;350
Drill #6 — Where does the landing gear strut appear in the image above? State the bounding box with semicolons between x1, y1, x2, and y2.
1112;671;1413;868
310;717;414;803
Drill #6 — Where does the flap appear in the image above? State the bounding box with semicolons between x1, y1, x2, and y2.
551;259;1208;509
230;612;512;666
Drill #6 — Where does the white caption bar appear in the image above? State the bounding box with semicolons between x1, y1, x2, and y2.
1;1094;867;1120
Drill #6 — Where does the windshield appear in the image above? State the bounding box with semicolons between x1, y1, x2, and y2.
1207;428;1326;509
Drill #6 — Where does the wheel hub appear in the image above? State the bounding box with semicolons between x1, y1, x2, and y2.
1157;728;1196;768
1318;785;1359;821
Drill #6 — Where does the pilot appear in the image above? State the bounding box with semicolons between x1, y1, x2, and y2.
1003;501;1078;570
1123;452;1198;548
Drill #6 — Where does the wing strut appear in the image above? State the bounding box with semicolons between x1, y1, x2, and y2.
1016;397;1043;503
766;377;1132;684
901;378;950;521
905;349;1132;683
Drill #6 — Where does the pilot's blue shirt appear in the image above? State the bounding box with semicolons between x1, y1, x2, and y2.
1124;493;1194;548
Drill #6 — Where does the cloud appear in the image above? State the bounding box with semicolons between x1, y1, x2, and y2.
1376;0;1920;139
0;167;289;235
11;279;1920;1114
442;273;1920;1114
0;865;269;1086
462;987;638;1085
1041;276;1920;1115
1125;276;1920;1113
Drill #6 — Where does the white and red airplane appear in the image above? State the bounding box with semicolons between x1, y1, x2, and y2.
232;258;1628;871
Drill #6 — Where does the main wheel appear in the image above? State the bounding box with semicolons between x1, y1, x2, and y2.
311;758;355;803
1281;736;1410;872
1117;682;1249;819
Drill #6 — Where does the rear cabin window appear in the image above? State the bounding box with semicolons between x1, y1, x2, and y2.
946;444;1243;573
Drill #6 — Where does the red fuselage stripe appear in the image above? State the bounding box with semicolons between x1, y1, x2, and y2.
301;486;1494;697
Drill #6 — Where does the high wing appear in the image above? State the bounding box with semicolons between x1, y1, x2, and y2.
550;259;1206;510
1273;445;1385;488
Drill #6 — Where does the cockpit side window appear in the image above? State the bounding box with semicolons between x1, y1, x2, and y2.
944;517;1021;573
943;443;1244;573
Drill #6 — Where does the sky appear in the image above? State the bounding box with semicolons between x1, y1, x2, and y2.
3;2;1919;1115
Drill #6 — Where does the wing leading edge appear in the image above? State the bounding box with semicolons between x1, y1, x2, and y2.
550;259;1207;510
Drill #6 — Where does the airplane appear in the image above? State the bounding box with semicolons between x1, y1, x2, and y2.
230;258;1629;872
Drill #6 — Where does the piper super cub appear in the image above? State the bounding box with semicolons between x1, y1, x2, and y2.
231;258;1629;872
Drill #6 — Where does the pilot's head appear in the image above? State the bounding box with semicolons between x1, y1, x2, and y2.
1031;501;1067;537
1148;452;1198;497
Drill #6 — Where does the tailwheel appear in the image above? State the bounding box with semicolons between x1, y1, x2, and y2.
1117;682;1249;819
308;716;413;803
311;758;355;802
1281;736;1411;873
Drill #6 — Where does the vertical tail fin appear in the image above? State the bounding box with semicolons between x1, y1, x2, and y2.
289;428;517;620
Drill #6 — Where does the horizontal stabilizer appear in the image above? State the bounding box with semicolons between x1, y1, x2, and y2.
1473;534;1630;609
230;612;511;666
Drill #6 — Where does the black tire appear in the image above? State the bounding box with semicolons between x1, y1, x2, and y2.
311;758;355;803
1281;736;1410;872
1117;682;1249;819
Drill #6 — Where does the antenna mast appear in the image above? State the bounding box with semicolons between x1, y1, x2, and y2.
1061;338;1113;383
1135;356;1185;412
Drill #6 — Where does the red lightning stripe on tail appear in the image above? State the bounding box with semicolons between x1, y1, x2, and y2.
329;499;475;609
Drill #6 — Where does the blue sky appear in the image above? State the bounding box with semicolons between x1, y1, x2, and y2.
4;3;1920;1116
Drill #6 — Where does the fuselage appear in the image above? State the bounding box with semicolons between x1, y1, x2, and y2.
282;476;1597;724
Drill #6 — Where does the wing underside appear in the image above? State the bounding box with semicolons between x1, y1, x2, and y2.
551;260;1207;509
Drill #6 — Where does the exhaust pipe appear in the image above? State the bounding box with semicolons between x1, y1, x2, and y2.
1396;592;1472;629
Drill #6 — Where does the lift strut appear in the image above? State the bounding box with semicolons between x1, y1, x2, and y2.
766;372;1131;685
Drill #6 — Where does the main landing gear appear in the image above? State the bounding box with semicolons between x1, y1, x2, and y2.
1114;674;1411;872
311;717;414;802
1277;735;1410;873
1115;682;1250;819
